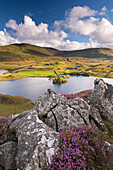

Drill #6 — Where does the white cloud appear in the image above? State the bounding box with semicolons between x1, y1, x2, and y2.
62;6;113;48
91;18;113;46
64;6;99;35
111;9;113;12
58;40;92;50
0;29;18;46
68;6;97;20
99;12;106;15
99;6;107;15
5;15;93;50
101;6;107;12
2;5;113;50
6;19;17;30
67;17;99;35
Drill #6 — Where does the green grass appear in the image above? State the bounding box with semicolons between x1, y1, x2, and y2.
0;73;27;81
0;94;35;117
103;121;113;144
18;70;55;77
1;57;113;81
1;43;113;81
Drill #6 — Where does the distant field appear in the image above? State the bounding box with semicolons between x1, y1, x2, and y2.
0;94;34;117
1;58;113;80
1;43;113;80
18;70;55;77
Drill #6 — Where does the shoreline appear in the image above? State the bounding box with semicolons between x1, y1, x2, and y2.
0;72;113;81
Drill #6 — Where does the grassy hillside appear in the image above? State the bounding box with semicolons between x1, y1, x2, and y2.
0;43;113;62
0;93;34;117
56;48;113;59
0;43;58;62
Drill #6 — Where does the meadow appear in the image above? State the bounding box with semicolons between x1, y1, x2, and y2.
0;44;113;81
0;57;113;81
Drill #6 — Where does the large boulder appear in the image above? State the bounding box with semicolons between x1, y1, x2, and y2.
35;89;90;132
0;141;17;170
10;109;59;170
87;78;113;126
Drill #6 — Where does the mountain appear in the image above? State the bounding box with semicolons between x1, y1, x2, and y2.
0;43;113;61
0;43;58;62
56;47;113;59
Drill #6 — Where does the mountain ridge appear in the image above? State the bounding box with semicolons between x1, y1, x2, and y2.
0;43;113;61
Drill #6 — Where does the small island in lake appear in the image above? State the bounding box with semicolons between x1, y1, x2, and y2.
53;70;68;84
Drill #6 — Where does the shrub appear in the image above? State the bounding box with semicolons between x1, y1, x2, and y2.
61;90;93;100
53;78;68;84
61;93;75;99
0;117;17;145
49;126;107;169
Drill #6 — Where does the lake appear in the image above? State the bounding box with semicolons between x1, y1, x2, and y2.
0;70;7;75
0;76;113;103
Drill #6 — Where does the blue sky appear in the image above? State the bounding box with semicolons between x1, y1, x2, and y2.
1;0;113;50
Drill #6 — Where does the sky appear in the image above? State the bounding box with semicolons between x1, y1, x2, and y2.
1;0;113;50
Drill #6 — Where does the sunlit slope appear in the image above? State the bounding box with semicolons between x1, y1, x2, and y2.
0;43;58;61
0;43;113;61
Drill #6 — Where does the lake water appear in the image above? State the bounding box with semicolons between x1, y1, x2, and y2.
0;76;113;103
0;70;7;75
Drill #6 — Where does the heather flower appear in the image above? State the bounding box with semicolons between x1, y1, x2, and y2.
60;90;93;100
49;126;107;169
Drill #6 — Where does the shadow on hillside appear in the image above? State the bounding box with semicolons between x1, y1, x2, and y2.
24;49;49;56
55;48;113;60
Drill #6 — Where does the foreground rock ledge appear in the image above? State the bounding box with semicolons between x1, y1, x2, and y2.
0;78;113;169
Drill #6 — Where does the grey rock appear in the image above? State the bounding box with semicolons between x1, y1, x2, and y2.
10;109;59;170
35;89;67;117
0;141;17;170
47;103;85;132
0;166;4;170
87;78;113;125
105;141;113;152
67;98;90;125
35;89;90;132
89;105;107;131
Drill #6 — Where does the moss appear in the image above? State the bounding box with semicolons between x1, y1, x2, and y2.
104;121;113;136
100;121;113;144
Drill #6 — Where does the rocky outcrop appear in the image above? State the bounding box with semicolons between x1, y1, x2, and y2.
9;109;59;170
35;89;90;132
87;78;113;129
1;78;113;169
0;141;17;170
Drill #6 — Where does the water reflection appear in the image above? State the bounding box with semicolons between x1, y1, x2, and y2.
0;70;7;75
0;76;113;103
